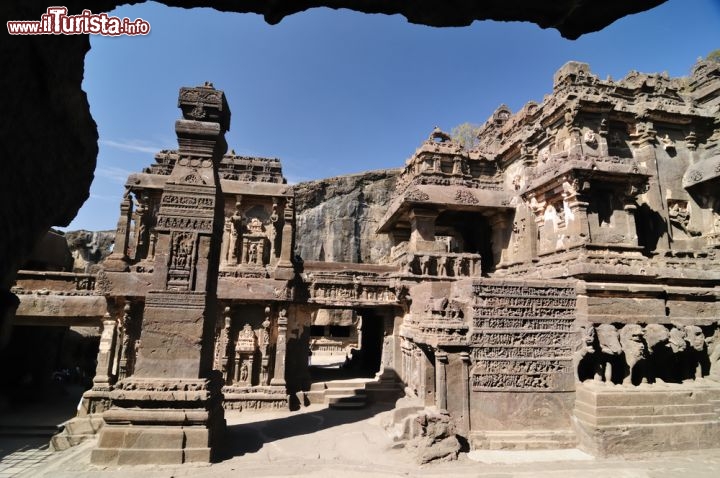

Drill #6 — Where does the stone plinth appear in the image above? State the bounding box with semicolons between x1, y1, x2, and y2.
573;382;720;456
91;378;224;464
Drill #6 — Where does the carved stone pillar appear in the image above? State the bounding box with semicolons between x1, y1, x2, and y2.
92;315;117;390
409;208;438;249
115;304;132;380
460;351;471;435
104;194;133;271
276;196;295;279
92;83;230;465
435;351;448;410
220;217;231;266
259;307;271;385
271;308;288;386
488;212;510;266
562;178;591;245
213;307;232;383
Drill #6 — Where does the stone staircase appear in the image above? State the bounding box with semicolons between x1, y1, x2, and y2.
306;374;404;409
573;382;720;455
307;378;372;409
49;415;104;451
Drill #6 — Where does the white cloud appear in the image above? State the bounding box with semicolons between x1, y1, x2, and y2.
95;166;133;185
100;139;163;154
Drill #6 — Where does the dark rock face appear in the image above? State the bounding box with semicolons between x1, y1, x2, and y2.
0;1;667;341
148;0;668;39
294;169;399;263
64;230;116;273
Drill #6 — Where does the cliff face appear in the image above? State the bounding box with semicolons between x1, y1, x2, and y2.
64;230;115;273
293;169;400;264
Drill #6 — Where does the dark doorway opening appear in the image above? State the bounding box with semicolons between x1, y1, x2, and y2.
308;308;385;383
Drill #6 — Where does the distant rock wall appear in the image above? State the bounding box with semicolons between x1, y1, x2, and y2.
64;230;115;273
294;169;400;263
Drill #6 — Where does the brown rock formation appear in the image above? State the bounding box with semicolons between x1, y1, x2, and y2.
294;169;399;263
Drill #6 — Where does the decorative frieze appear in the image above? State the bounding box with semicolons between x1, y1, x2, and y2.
470;280;576;392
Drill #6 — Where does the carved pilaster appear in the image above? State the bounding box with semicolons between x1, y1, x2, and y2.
104;193;133;271
435;351;448;410
459;351;471;435
276;195;295;278
92;316;117;391
271;308;288;386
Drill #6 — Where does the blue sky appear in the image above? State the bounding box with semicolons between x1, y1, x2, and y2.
66;0;720;231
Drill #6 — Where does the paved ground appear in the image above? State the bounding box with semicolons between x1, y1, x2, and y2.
2;402;718;478
0;384;83;478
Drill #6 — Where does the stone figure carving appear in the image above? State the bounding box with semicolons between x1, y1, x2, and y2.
453;257;463;277
619;324;646;386
707;326;720;380
170;232;194;271
239;361;249;382
248;243;258;265
644;323;670;383
574;325;597;382
659;133;675;152
595;324;622;383
419;255;431;275
437;256;448;277
668;201;691;236
230;200;243;263
684;325;708;381
583;130;597;147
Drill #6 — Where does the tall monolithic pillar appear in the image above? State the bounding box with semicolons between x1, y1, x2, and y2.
92;83;230;465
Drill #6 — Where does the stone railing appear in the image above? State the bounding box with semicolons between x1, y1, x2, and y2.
12;270;97;295
404;252;481;278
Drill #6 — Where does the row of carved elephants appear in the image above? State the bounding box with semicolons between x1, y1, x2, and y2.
575;322;720;386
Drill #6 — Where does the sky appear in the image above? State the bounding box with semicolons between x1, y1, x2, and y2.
65;0;720;231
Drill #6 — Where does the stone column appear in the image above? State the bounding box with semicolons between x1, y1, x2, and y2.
562;178;591;246
220;217;230;266
92;83;230;465
488;212;510;266
435;351;448;410
459;351;471;435
92;315;117;391
104;194;133;271
270;308;288;386
275;196;295;279
409;208;438;250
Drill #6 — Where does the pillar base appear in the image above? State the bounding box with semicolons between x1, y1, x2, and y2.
91;377;225;465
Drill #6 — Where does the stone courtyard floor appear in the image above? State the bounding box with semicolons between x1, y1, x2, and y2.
2;403;720;477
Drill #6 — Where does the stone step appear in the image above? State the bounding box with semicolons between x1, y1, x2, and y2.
327;395;367;409
304;390;326;404
324;389;367;398
50;433;95;451
575;400;715;418
364;384;404;403
63;416;104;436
575;385;720;407
470;430;578;451
574;408;719;427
